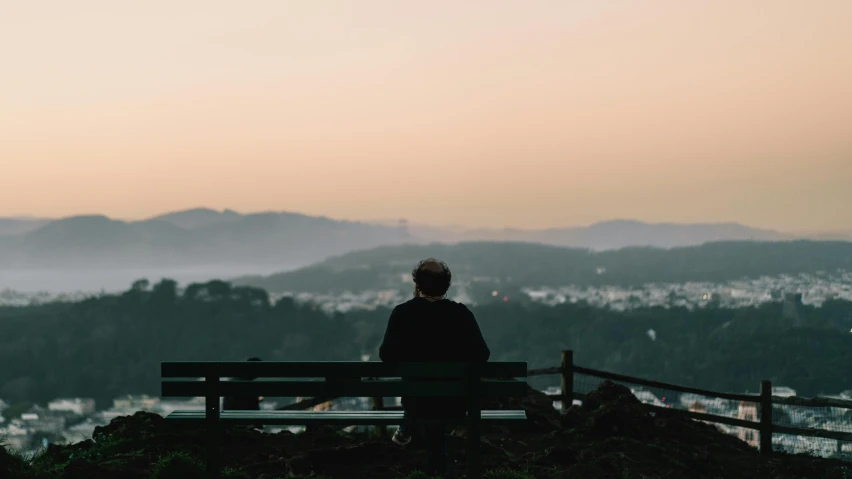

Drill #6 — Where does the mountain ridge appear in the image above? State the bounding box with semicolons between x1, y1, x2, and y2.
0;208;847;274
232;239;852;293
402;218;792;249
0;210;411;270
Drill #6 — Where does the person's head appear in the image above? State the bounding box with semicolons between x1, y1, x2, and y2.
411;258;452;298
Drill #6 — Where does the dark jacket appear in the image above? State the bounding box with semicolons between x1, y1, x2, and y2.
223;383;263;428
378;297;490;416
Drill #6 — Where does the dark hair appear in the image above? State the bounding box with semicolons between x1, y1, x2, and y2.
412;258;452;298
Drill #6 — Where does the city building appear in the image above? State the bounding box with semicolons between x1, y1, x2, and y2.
48;398;96;416
112;394;159;411
772;387;796;397
737;401;759;448
688;401;714;425
18;411;66;435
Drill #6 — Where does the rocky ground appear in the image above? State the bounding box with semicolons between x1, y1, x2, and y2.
2;381;851;479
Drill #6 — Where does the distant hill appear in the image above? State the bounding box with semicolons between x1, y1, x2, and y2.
0;217;50;236
0;210;411;270
149;207;243;229
802;231;852;241
0;208;844;282
233;240;852;293
405;219;791;249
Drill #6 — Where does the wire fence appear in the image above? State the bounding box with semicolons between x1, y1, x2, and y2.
533;352;852;461
268;359;852;460
771;398;852;458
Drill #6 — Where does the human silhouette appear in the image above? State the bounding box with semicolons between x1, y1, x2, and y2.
379;258;490;477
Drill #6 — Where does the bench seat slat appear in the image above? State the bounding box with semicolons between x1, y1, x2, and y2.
161;361;527;379
161;378;527;398
164;409;527;425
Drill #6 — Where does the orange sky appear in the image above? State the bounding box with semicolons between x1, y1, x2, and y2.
2;0;850;231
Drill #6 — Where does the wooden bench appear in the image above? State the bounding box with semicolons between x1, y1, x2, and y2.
161;361;528;478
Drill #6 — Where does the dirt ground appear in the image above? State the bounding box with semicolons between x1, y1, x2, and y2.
6;380;851;479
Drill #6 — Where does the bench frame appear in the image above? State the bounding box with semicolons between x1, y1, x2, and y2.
161;361;528;478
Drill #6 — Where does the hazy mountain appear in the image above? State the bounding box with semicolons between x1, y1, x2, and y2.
800;230;852;242
0;208;840;292
0;210;411;271
234;240;852;293
0;217;50;236
149;207;243;229
404;219;791;249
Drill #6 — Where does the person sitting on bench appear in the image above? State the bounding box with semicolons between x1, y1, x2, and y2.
379;258;491;477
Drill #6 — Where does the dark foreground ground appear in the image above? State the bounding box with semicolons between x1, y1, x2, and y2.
2;381;850;479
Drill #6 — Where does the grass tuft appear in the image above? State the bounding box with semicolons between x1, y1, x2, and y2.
149;451;205;479
484;467;536;479
398;468;536;479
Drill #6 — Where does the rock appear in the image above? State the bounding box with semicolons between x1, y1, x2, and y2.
581;381;640;410
0;447;24;475
92;411;167;441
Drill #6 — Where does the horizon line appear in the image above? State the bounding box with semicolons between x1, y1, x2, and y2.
0;207;841;235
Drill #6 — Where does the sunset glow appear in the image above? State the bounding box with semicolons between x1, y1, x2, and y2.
2;0;850;231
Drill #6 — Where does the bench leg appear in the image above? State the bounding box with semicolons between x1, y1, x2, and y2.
371;395;387;438
467;424;481;479
206;423;222;478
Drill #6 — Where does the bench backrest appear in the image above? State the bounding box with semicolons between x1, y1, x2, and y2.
161;361;528;399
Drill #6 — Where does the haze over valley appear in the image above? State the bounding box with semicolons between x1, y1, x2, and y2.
2;208;850;293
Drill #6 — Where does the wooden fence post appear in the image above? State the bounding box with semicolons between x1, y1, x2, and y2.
561;350;573;412
760;380;773;456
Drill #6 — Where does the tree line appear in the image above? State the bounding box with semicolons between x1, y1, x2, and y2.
1;279;851;411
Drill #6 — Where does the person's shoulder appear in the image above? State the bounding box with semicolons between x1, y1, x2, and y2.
445;298;468;307
402;297;423;306
391;298;420;312
446;299;474;315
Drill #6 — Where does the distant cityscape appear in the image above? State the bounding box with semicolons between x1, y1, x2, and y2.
277;270;852;314
521;270;852;311
0;391;403;458
5;270;850;314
